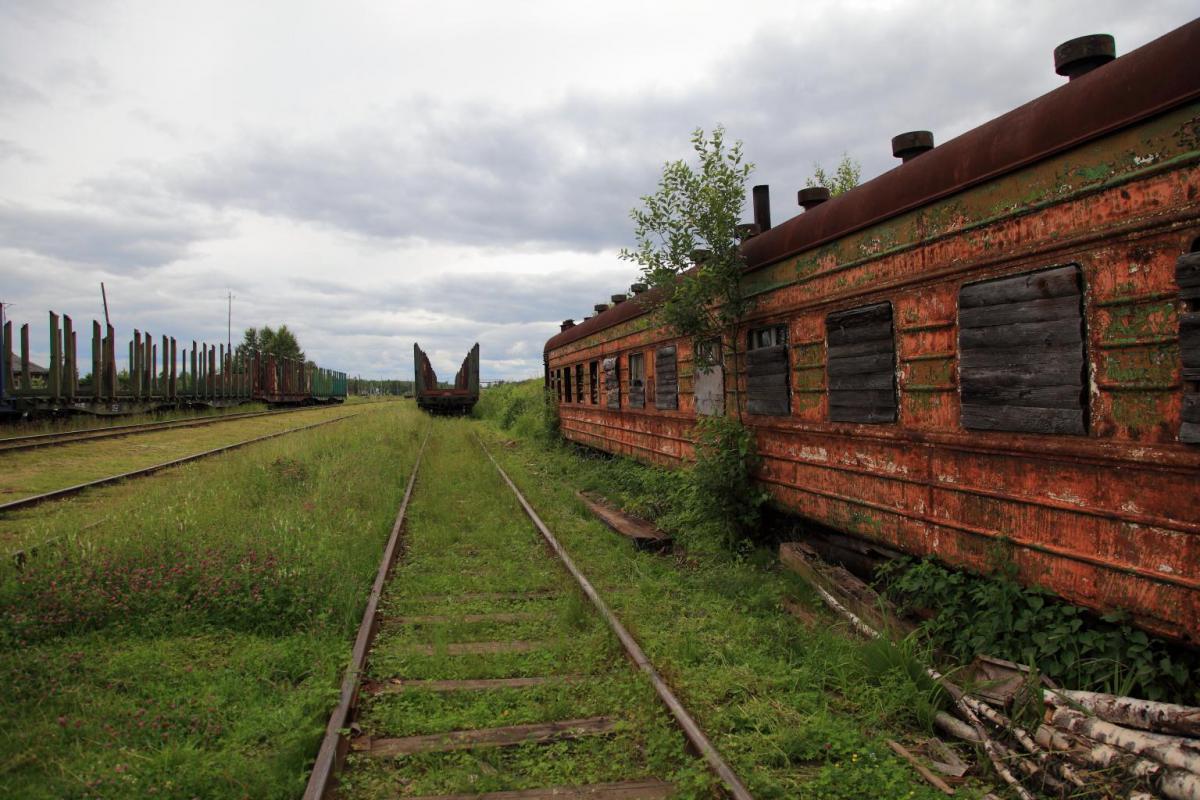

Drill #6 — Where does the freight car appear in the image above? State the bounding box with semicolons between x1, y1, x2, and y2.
1;310;346;418
414;342;480;415
545;23;1200;643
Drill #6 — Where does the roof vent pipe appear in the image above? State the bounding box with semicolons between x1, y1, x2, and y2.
1054;34;1115;80
892;131;934;162
798;186;830;210
560;319;575;331
752;184;771;232
630;282;648;294
594;303;608;314
611;294;627;304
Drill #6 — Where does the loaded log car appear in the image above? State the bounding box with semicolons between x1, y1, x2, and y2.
414;342;480;415
545;23;1200;643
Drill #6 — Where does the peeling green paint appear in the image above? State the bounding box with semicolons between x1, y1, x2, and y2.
1101;301;1177;343
1100;346;1179;384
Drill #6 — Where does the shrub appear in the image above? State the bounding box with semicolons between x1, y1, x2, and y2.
689;415;769;550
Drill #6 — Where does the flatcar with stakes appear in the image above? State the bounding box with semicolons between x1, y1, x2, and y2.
544;22;1200;643
413;342;480;415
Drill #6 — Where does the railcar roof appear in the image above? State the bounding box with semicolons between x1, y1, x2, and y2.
545;18;1200;355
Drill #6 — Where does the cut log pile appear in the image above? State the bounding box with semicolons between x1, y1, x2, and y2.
779;542;1200;799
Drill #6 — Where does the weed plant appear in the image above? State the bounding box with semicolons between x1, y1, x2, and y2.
0;402;425;798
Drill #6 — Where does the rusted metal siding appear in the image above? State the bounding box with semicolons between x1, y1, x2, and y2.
547;98;1200;640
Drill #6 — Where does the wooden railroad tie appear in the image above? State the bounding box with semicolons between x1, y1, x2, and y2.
413;589;560;603
402;778;674;799
401;640;547;656
391;611;543;625
351;716;619;757
365;675;585;694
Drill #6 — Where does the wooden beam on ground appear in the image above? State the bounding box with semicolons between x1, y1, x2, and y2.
576;491;672;551
403;640;546;656
779;541;912;637
392;612;542;625
365;675;585;694
352;716;618;757
414;589;559;602
403;779;674;799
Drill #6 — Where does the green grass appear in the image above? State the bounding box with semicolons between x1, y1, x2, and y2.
475;381;983;799
0;402;426;799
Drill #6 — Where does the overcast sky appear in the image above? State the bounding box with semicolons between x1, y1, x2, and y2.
1;1;1195;380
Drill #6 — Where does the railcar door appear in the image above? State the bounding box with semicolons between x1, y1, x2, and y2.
694;338;724;416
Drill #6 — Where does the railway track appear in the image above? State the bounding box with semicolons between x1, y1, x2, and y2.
0;412;358;515
0;404;330;453
305;421;751;800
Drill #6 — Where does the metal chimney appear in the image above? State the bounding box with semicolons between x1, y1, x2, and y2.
1054;34;1115;80
611;294;627;304
892;131;934;162
798;186;830;210
594;303;608;314
752;185;771;232
560;319;575;331
630;283;648;295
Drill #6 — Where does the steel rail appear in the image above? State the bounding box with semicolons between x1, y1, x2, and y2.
475;433;756;800
0;404;333;453
303;428;430;800
0;413;358;515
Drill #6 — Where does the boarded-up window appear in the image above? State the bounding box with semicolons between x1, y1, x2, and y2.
958;264;1086;435
603;357;619;408
1179;250;1200;444
826;303;897;424
563;366;572;403
747;325;789;416
628;353;645;408
589;361;599;404
694;339;724;416
575;364;584;403
655;346;678;410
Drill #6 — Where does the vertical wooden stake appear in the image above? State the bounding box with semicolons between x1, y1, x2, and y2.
105;324;116;399
49;312;61;400
92;321;101;401
2;320;11;397
170;338;177;400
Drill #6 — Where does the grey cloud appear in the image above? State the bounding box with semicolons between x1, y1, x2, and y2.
0;138;39;162
168;1;1197;253
0;73;46;109
0;201;222;270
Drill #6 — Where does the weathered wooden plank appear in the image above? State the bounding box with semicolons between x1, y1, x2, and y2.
392;612;542;625
1177;252;1200;288
829;404;896;424
577;491;671;550
404;778;674;799
959;343;1083;371
367;676;584;694
827;389;896;408
414;590;558;602
402;641;547;656
827;302;891;330
829;371;894;391
748;395;789;416
960;383;1082;408
959;294;1081;329
828;319;893;347
959;317;1082;350
603;357;619;409
827;336;894;360
1182;421;1200;444
353;716;617;757
827;351;893;376
958;363;1082;389
629;387;646;408
745;344;787;365
779;542;912;636
961;404;1085;435
655;346;678;410
959;264;1079;308
1182;312;1200;378
746;360;789;377
1183;394;1200;424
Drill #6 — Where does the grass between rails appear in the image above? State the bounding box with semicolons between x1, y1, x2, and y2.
0;402;369;515
473;407;980;798
0;401;425;799
341;418;714;799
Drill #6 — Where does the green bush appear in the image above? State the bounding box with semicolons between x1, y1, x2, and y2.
690;415;769;550
880;557;1199;703
474;380;557;442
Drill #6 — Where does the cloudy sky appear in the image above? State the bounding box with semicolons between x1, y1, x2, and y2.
1;1;1195;380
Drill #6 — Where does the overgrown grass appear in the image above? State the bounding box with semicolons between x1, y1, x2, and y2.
0;402;425;798
474;387;969;799
342;418;711;799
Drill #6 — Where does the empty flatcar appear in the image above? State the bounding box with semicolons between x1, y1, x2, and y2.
414;342;480;415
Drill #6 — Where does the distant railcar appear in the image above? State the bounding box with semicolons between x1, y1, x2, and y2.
544;23;1200;642
414;342;480;415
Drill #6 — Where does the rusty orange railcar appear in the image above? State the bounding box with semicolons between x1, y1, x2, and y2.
544;23;1200;643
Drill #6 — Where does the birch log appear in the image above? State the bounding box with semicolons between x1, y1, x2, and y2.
1050;706;1200;775
1049;690;1200;738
